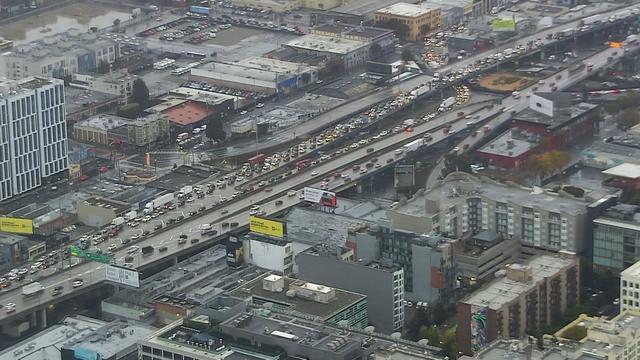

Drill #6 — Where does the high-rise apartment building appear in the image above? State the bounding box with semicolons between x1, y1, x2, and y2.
0;77;67;202
456;252;580;356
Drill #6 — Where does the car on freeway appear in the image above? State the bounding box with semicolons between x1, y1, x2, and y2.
5;303;16;313
159;246;168;252
72;279;84;288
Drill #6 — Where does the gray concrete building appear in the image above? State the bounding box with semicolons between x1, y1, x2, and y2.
387;172;590;253
229;273;368;330
593;203;640;274
453;230;521;282
296;244;404;334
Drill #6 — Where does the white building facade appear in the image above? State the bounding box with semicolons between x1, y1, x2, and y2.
621;260;640;312
0;77;68;201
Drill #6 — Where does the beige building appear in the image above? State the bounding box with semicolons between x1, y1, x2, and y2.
374;2;441;42
127;113;170;148
73;114;129;146
456;252;580;355
73;70;137;102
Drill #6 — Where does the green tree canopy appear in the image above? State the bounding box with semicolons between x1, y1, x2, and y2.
130;78;150;106
205;116;226;142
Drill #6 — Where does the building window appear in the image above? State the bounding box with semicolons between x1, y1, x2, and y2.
521;218;534;243
548;223;561;248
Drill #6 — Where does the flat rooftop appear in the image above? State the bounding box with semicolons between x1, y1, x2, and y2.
286;34;368;55
602;163;640;180
162;101;211;126
0;77;57;95
80;196;130;213
331;0;415;16
0;316;153;360
312;24;394;40
376;2;437;17
393;173;588;218
462;254;575;310
477;128;540;158
229;273;366;320
65;87;120;115
169;87;238;104
514;102;598;131
237;56;317;74
74;114;129;131
192;62;288;89
622;258;640;278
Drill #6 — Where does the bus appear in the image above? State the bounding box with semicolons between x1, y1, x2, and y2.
171;67;191;75
186;51;206;59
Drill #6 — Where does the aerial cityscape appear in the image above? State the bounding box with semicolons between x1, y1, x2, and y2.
2;0;640;359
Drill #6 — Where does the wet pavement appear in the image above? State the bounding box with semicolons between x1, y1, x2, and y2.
0;2;132;44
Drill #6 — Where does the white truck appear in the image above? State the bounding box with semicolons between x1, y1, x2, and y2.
402;139;425;153
144;193;174;214
410;86;429;98
124;210;137;221
439;97;455;111
179;185;193;196
22;282;44;297
111;217;126;226
403;119;416;128
199;223;217;235
582;15;601;26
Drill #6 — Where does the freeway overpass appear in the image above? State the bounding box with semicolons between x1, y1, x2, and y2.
222;2;640;158
0;43;625;330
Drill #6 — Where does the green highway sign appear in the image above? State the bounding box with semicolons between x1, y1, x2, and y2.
69;245;113;264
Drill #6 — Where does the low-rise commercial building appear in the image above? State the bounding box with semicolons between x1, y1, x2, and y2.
387;172;590;253
0;315;154;360
374;3;442;41
190;61;300;94
231;0;344;11
73;113;169;148
139;312;444;360
285;34;371;70
311;24;397;54
456;252;580;356
296;244;404;333
72;70;137;101
0;31;120;79
65;87;122;127
476;128;541;169
0;233;23;273
229;273;368;329
76;197;131;228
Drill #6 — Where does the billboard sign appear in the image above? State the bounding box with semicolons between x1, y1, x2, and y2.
249;216;286;238
69;245;113;264
491;18;516;32
226;233;244;267
106;264;140;288
303;187;337;208
0;217;33;235
529;94;554;117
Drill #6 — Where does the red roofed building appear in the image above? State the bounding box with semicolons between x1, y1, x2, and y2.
160;100;213;132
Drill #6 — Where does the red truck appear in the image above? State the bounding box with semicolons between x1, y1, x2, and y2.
248;153;266;165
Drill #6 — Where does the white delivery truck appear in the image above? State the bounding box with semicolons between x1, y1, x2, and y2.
439;97;455;111
144;193;174;214
22;282;44;297
124;210;137;221
111;217;126;226
402;139;425;153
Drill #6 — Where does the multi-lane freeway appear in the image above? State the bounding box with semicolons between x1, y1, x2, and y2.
222;3;640;157
0;40;630;321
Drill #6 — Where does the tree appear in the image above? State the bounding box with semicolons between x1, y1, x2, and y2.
443;153;472;175
525;151;570;177
113;18;121;27
206;117;226;142
117;102;141;118
401;48;415;62
130;79;150;106
616;108;640;129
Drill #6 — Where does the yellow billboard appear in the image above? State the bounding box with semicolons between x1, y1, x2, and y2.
491;18;516;32
0;217;33;235
249;216;285;238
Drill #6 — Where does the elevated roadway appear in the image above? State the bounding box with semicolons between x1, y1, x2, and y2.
0;43;626;323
